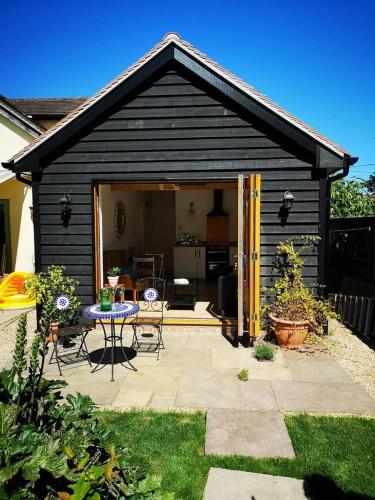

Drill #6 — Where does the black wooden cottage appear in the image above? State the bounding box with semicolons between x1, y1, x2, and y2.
3;33;357;335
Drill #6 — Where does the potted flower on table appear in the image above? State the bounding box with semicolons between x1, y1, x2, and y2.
263;236;335;349
107;266;122;287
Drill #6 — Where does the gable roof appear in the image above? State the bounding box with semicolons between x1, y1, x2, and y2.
7;33;351;166
0;95;45;137
9;97;87;119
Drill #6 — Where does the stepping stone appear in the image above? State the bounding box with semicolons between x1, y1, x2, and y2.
205;408;295;458
204;469;306;500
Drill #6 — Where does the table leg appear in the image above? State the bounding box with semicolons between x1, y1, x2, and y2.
111;319;115;382
91;320;108;374
120;317;137;372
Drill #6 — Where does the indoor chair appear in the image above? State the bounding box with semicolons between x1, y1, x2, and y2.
146;252;165;279
133;256;155;286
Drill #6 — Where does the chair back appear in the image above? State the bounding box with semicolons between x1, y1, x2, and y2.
145;252;164;279
133;256;155;284
137;278;166;317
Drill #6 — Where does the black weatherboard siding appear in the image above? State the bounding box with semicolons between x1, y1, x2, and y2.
35;65;322;305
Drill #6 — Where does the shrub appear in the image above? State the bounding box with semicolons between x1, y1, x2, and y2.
262;236;336;335
237;369;249;382
25;265;80;327
255;343;275;361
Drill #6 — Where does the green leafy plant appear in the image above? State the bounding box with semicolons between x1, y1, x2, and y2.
0;313;171;499
331;178;375;218
25;265;80;326
107;266;122;277
237;368;249;382
255;343;275;361
263;236;336;335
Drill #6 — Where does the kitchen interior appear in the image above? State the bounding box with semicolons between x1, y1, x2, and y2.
101;183;238;320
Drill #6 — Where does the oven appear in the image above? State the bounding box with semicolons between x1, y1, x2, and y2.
206;245;230;278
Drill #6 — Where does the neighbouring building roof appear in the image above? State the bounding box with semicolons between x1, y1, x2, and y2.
8;97;87;119
0;95;45;137
8;32;351;165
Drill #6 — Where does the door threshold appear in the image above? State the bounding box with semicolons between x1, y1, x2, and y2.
102;317;237;327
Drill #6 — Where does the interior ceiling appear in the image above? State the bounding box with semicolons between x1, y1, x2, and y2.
110;182;237;191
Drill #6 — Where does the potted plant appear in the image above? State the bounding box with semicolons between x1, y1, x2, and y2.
107;266;121;287
263;236;335;349
25;265;80;340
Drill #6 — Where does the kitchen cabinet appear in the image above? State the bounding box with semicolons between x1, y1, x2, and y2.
173;246;206;278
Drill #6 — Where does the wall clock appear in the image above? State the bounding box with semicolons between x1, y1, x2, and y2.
113;202;126;238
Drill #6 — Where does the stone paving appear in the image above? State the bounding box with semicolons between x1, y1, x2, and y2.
44;325;375;416
204;469;307;500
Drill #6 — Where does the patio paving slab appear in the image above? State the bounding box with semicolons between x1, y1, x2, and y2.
204;469;306;500
205;409;295;457
284;350;354;384
272;380;375;415
175;369;277;410
158;347;212;369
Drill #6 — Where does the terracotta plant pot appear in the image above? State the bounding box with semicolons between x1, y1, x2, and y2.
48;322;59;343
269;313;309;349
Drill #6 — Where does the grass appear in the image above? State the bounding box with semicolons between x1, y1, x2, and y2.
99;410;375;499
237;368;249;381
255;342;275;361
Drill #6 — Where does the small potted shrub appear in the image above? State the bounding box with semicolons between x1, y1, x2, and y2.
107;266;121;287
25;265;80;340
263;236;335;349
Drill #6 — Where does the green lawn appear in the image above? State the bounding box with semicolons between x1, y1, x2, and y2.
100;410;375;499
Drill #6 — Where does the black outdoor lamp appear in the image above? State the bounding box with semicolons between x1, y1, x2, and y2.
60;193;72;226
283;190;295;211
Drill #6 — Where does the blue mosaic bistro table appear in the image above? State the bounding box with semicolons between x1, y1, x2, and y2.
83;301;139;382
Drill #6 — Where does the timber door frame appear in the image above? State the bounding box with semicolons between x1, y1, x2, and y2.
237;174;261;345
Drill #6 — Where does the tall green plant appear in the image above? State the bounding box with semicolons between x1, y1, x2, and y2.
263;236;336;334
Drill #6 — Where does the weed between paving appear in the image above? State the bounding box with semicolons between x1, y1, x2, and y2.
99;410;375;499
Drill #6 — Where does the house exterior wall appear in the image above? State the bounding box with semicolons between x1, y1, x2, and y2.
0;115;35;272
35;67;321;305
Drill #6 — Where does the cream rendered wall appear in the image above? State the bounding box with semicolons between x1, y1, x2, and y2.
101;185;144;255
0;114;35;272
175;189;237;242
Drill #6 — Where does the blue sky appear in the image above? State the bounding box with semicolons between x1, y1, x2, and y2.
1;0;374;179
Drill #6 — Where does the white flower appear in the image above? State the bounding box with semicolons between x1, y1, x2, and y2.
55;294;71;311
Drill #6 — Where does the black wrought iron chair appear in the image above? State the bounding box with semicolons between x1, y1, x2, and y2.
130;278;166;360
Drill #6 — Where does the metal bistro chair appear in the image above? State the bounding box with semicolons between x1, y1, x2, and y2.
130;278;166;360
145;252;165;280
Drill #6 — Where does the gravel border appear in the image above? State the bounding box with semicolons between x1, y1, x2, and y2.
323;319;375;400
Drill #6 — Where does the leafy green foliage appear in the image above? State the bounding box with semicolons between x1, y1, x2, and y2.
255;343;275;361
364;172;375;195
330;178;375;218
25;265;80;326
107;266;122;277
262;236;336;334
237;368;249;381
0;310;170;499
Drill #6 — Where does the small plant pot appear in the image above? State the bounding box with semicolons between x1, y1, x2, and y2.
269;313;309;349
108;276;119;287
48;322;59;342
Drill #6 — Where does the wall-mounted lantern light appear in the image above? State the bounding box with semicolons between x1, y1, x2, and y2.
283;190;295;211
187;201;195;215
60;193;72;226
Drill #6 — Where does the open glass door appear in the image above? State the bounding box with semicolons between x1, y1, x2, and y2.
237;174;261;345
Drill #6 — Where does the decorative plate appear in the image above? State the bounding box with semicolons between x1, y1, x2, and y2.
143;288;158;302
113;202;126;238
